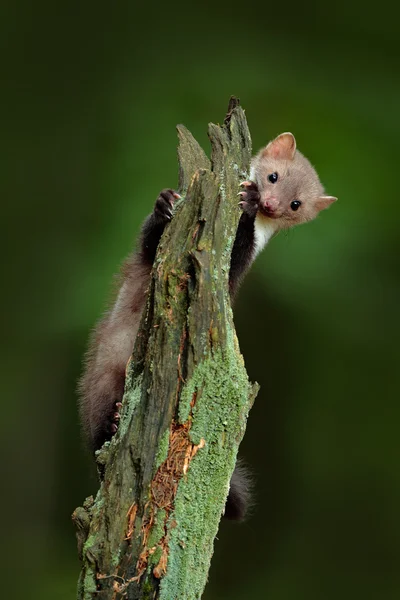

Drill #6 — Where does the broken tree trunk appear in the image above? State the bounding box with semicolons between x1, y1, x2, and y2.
73;97;259;600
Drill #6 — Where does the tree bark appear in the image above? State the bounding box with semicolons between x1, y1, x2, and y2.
73;97;259;600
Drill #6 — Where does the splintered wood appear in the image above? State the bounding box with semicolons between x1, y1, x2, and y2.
151;420;205;509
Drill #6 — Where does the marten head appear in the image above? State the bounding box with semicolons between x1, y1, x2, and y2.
250;132;337;231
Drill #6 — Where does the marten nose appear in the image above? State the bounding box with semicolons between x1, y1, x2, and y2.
262;198;279;214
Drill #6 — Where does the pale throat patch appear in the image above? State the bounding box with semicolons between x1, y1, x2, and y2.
254;215;277;256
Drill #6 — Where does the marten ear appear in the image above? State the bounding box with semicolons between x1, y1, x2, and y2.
263;132;297;160
315;196;337;212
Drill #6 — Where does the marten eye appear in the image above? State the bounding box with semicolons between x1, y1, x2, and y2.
291;200;302;211
268;172;278;184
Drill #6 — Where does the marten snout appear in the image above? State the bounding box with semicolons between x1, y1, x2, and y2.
261;197;280;217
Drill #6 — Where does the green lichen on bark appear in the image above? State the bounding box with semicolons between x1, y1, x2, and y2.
160;348;258;600
74;97;258;600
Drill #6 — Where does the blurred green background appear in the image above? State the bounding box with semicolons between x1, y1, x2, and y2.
2;1;399;598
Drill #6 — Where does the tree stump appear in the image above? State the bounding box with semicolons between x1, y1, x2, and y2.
73;97;259;600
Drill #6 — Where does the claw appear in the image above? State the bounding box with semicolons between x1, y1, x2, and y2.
237;191;246;197
115;402;123;409
173;192;181;199
239;181;252;188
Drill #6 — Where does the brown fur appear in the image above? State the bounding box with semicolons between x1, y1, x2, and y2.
78;254;151;449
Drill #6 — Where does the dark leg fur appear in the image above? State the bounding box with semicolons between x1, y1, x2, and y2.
91;373;125;451
103;400;123;442
229;181;260;297
140;189;180;265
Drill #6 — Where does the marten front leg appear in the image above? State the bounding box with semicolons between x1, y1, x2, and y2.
140;189;181;265
229;181;261;297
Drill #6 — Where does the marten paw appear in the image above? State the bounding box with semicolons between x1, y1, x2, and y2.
238;181;260;218
107;401;123;437
154;189;181;221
